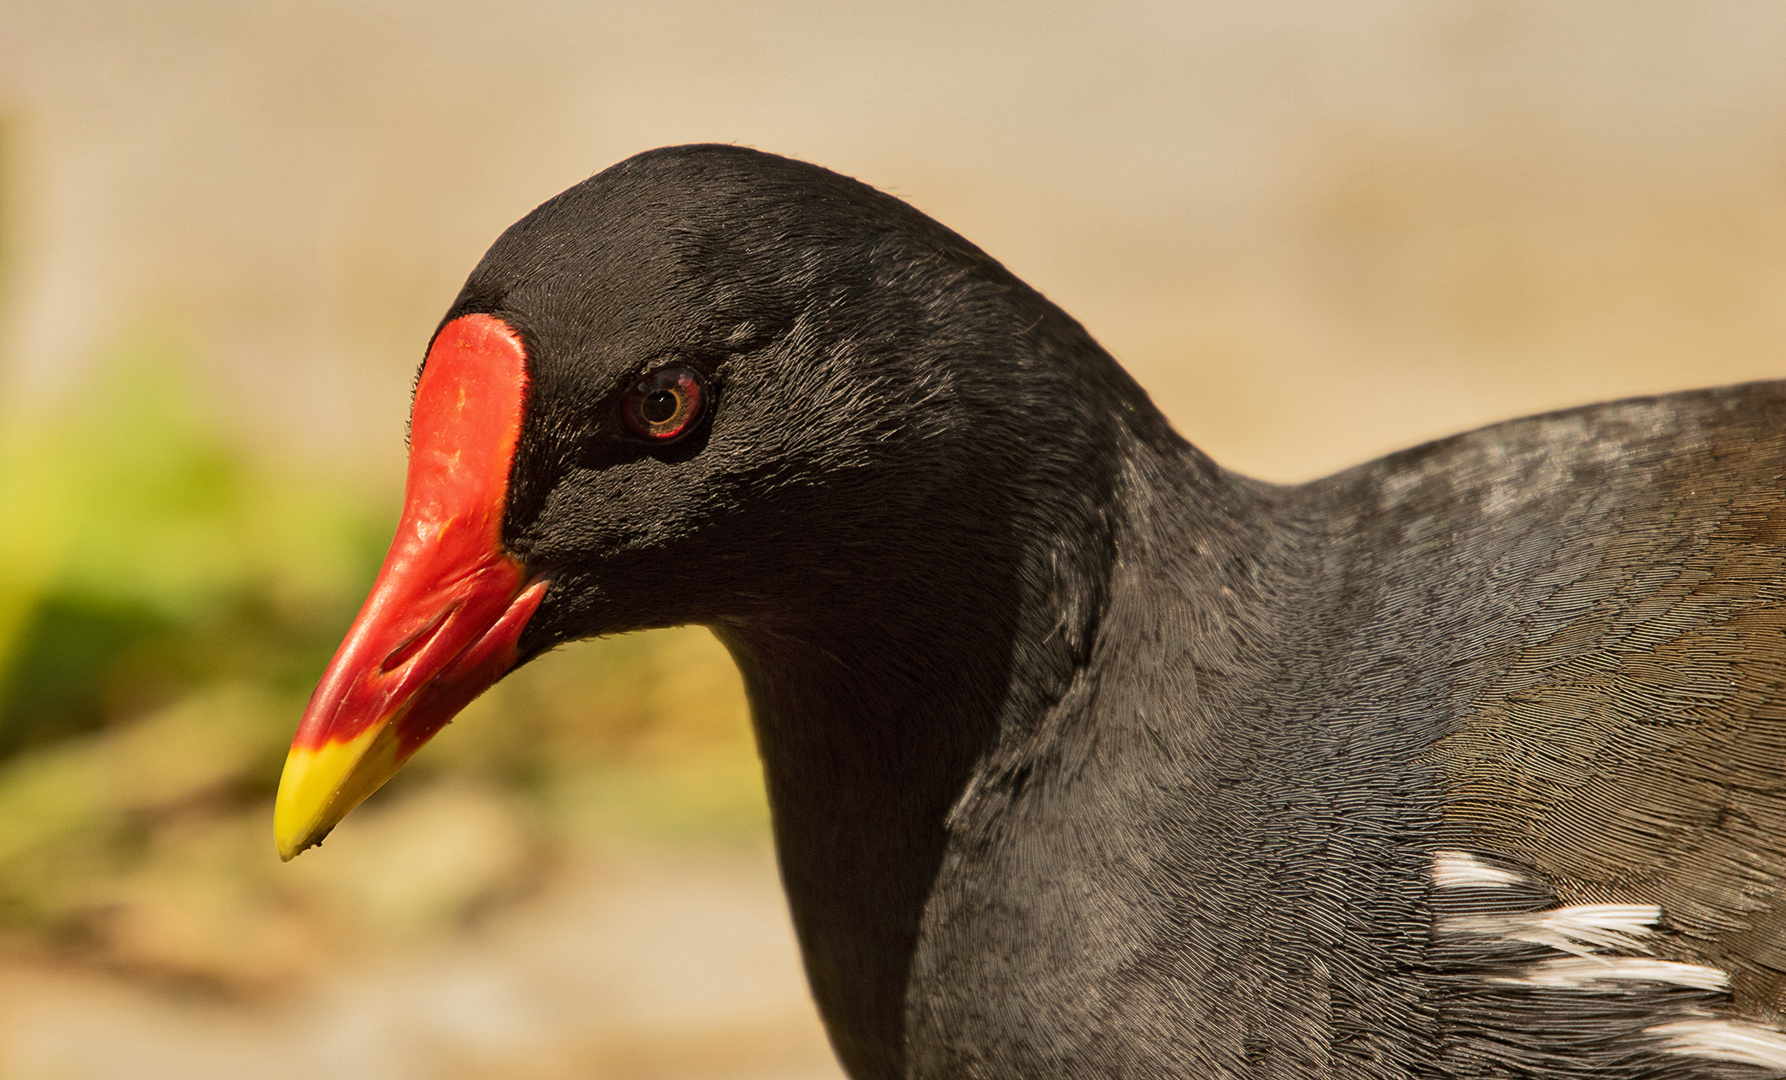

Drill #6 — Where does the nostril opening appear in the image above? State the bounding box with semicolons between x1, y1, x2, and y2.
381;607;454;673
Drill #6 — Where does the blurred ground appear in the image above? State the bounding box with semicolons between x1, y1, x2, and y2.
0;841;838;1080
2;2;1786;1078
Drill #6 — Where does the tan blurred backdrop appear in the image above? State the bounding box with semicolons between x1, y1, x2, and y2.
1;3;1785;1079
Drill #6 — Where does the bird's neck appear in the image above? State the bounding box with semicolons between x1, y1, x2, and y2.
714;423;1283;1080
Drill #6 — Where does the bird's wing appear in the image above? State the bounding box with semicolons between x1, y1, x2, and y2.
1329;382;1786;1074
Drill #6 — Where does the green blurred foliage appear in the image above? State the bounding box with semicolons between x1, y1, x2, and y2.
0;334;387;755
0;334;765;992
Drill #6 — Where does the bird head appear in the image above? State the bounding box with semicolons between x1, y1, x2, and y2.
274;144;1128;859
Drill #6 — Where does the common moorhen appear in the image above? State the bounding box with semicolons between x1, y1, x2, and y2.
277;144;1786;1079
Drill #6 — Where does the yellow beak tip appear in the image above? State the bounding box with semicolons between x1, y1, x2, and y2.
274;826;322;862
273;722;405;862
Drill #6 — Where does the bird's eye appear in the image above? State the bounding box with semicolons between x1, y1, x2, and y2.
621;366;705;442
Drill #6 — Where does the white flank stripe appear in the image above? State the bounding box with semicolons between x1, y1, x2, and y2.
1431;850;1530;889
1443;903;1662;957
1650;1019;1786;1070
1492;957;1729;992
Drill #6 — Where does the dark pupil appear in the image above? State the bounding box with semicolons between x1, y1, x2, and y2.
641;388;680;424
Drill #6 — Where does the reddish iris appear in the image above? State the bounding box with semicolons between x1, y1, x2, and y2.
623;366;705;441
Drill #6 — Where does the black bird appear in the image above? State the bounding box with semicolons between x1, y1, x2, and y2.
276;144;1786;1079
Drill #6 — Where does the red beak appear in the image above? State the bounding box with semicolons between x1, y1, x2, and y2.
275;314;546;859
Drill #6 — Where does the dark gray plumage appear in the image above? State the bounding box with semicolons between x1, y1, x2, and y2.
436;144;1786;1078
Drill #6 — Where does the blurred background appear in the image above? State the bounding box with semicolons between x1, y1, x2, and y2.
1;2;1785;1077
